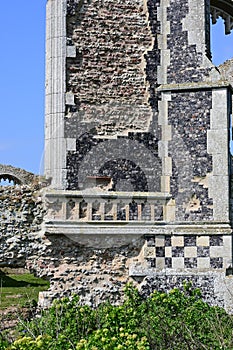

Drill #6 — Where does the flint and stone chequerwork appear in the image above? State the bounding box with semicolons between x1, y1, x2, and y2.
43;0;233;310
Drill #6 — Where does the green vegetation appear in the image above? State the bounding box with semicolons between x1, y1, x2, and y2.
0;272;49;309
1;282;233;349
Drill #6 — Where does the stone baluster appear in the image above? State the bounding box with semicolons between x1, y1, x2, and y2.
61;199;67;220
138;203;142;221
100;202;105;221
112;203;118;220
87;202;93;221
150;203;155;221
73;201;80;221
125;204;130;221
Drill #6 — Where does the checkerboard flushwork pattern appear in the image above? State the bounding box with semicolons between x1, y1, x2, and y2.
144;235;224;270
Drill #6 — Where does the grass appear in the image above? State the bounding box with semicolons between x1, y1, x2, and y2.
0;272;49;309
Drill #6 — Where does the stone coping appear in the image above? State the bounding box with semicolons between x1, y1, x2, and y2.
45;220;232;230
157;80;233;92
45;189;172;201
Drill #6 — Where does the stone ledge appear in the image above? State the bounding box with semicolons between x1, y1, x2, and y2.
157;80;233;92
129;267;227;277
44;221;232;248
45;189;171;200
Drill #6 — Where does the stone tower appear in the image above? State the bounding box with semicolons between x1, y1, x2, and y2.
43;0;233;309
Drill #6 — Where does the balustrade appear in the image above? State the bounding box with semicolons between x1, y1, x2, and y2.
45;190;172;223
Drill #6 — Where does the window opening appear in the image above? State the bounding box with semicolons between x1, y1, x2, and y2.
0;179;15;186
0;174;21;186
211;17;233;65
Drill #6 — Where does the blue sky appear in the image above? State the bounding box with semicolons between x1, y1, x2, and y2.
0;1;46;175
0;2;232;175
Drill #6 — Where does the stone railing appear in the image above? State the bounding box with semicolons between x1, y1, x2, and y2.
43;190;232;248
44;190;175;247
44;190;173;223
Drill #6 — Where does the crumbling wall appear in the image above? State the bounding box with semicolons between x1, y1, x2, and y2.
66;0;156;134
33;234;228;309
0;185;45;267
0;164;36;185
65;0;162;191
218;58;233;84
0;183;232;310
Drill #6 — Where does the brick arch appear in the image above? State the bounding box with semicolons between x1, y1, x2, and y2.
211;0;233;34
0;164;35;185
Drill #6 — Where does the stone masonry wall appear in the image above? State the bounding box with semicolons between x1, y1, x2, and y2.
66;0;157;133
0;185;45;267
3;0;231;311
64;0;217;200
0;164;36;185
168;90;213;221
219;58;233;85
167;0;210;83
66;131;162;191
65;0;162;191
0;183;232;310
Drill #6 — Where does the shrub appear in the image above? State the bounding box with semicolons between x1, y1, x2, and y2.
3;283;233;349
7;335;52;350
0;334;9;349
76;328;150;350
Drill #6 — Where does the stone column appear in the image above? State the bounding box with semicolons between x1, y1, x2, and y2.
44;0;67;189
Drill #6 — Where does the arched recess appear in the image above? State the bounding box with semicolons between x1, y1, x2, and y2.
99;159;149;192
210;0;233;34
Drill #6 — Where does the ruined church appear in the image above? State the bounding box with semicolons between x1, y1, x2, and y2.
1;0;233;310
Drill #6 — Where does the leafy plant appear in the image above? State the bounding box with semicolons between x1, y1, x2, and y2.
8;335;52;350
2;283;233;349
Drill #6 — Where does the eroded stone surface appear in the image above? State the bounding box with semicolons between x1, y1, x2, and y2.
218;58;233;85
0;181;233;310
66;0;154;134
3;0;233;311
0;164;36;185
